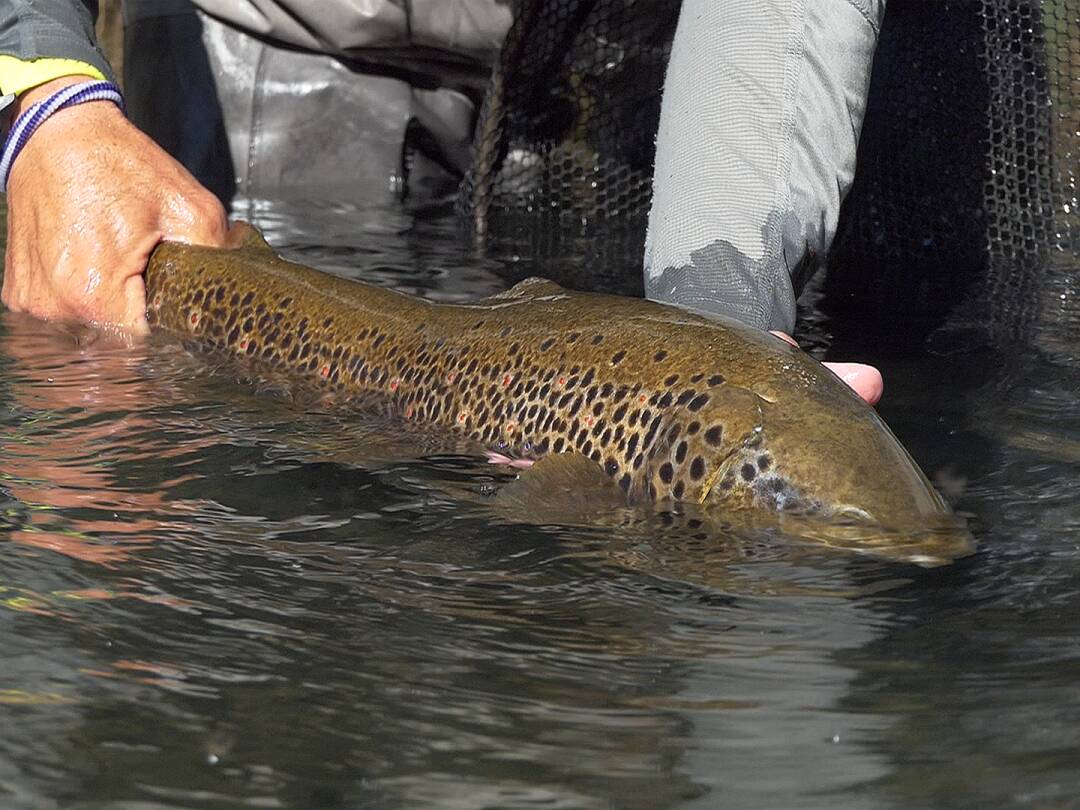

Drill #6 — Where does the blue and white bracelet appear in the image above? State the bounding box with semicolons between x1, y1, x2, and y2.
0;80;125;192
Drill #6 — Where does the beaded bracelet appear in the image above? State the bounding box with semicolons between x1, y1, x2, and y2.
0;80;125;192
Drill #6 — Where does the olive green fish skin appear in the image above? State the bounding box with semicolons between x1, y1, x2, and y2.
145;229;951;531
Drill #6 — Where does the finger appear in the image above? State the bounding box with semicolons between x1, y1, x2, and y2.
121;273;150;336
823;362;884;406
769;330;799;348
160;188;229;247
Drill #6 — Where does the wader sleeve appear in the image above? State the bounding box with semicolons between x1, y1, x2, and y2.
0;0;114;82
644;0;886;335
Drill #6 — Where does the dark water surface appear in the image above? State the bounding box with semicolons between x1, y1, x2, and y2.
1;201;1078;809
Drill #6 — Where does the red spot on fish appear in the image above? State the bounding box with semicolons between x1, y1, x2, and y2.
557;377;567;386
389;379;399;391
503;374;513;386
458;412;468;423
447;373;456;384
405;406;414;418
585;416;594;427
638;394;647;403
506;422;516;433
321;365;331;378
189;313;199;326
153;294;162;308
239;339;248;351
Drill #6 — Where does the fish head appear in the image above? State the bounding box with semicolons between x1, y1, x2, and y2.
680;380;972;564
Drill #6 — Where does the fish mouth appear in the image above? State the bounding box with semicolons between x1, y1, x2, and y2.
774;509;975;567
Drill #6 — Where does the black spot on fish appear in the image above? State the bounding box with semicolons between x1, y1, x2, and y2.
619;473;632;493
708;374;724;386
664;374;679;387
509;343;520;355
659;463;674;484
567;332;580;343
676;389;696;406
741;463;756;481
591;334;604;345
654;350;668;362
675;440;688;464
610;350;626;365
688;393;710;412
758;454;772;471
687;421;701;435
673;480;685;499
689;457;706;480
705;426;723;446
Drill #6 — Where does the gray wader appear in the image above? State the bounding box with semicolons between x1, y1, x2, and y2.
121;0;511;210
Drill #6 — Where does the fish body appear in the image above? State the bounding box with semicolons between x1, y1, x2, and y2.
146;225;965;554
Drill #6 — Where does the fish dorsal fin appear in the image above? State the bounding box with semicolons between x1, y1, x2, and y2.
482;277;568;302
492;452;627;516
224;220;275;254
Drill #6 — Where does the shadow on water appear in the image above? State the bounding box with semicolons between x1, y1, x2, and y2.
0;199;1078;808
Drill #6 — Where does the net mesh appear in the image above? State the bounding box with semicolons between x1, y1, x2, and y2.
462;0;1079;342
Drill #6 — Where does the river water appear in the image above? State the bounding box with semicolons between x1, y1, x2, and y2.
1;200;1077;809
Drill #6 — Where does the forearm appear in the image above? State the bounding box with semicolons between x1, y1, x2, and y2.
644;0;886;334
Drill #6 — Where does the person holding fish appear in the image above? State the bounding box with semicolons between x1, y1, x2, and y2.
0;0;884;404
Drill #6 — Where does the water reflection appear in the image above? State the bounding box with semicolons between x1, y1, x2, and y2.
0;199;1077;808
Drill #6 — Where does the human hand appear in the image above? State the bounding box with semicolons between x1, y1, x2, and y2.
2;76;229;335
771;330;884;405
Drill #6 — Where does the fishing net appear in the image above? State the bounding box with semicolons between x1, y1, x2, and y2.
462;0;1079;342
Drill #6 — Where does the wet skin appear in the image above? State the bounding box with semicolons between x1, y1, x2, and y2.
145;224;961;545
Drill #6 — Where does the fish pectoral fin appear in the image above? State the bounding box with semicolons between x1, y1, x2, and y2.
491;453;627;517
223;220;276;254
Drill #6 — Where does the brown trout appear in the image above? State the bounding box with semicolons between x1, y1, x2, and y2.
145;224;969;560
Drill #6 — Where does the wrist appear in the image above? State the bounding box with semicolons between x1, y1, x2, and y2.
12;74;104;117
